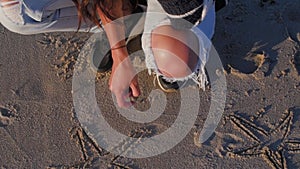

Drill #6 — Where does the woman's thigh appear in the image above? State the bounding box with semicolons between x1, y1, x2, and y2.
0;0;96;34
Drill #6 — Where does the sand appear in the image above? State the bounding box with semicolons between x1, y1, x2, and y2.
0;0;299;168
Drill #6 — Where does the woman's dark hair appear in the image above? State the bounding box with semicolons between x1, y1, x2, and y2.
72;0;139;29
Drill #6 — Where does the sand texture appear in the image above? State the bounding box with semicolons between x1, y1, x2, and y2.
0;0;299;168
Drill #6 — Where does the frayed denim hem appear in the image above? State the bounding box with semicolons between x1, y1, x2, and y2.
146;57;208;91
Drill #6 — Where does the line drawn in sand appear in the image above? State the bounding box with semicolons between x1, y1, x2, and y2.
47;108;152;169
66;125;154;169
226;107;300;169
47;125;140;169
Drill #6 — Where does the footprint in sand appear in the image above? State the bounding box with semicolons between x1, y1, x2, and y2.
0;106;16;127
227;52;266;78
292;51;300;75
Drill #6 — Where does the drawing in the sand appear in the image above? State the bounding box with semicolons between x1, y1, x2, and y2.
227;107;300;169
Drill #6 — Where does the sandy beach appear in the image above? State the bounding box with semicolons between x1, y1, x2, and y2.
0;0;299;168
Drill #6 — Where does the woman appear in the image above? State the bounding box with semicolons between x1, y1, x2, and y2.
0;0;226;107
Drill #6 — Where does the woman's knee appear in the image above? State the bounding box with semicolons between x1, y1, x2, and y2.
151;26;198;78
153;50;194;78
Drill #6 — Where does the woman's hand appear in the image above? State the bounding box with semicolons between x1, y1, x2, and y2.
109;49;140;108
96;3;140;107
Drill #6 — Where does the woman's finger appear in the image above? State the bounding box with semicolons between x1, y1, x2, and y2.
130;81;140;97
116;92;132;108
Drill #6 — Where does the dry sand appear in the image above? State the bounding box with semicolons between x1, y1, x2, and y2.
0;0;299;168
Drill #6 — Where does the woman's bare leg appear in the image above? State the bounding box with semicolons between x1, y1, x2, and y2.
151;25;199;79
